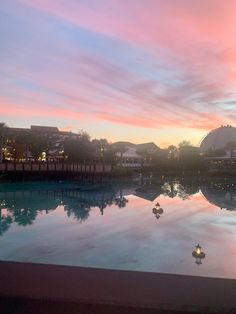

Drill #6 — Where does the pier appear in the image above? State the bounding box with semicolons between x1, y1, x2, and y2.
0;163;112;181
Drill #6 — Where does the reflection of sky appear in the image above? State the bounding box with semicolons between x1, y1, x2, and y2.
1;189;236;279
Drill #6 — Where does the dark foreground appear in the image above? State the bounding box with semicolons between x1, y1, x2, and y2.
1;261;236;314
0;298;199;314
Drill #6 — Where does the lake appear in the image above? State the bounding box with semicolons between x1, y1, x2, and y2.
0;176;236;279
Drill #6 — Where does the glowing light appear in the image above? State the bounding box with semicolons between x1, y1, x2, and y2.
41;152;46;162
192;244;206;266
196;245;201;255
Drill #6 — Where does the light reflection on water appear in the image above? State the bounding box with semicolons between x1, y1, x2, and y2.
0;178;236;279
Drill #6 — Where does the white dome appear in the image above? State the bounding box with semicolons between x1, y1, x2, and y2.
200;125;236;152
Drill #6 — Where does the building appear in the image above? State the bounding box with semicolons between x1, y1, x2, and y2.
112;141;162;168
200;125;236;171
3;125;79;162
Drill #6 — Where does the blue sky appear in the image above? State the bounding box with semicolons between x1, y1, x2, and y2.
1;0;236;147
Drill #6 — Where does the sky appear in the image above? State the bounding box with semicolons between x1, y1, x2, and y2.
1;0;236;147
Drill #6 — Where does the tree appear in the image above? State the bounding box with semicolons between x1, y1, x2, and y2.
0;123;7;163
113;143;128;166
15;131;34;161
0;208;12;236
65;203;91;223
78;130;91;142
11;208;38;226
64;131;95;162
28;133;59;161
178;140;191;148
92;139;108;159
28;134;47;161
179;143;200;169
167;145;178;160
114;196;128;208
92;139;116;164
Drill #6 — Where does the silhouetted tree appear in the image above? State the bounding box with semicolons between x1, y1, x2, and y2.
178;143;201;169
10;208;38;226
112;143;128;166
65;202;91;222
114;189;128;208
64;131;95;162
92;139;115;164
0;209;12;236
178;140;191;148
0;123;7;162
167;145;178;160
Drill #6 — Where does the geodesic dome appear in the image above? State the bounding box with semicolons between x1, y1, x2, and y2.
200;125;236;152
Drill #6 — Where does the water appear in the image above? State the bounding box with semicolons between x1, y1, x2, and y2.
1;177;236;279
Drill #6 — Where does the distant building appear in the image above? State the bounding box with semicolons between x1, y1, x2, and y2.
200;125;236;171
112;141;162;168
4;125;79;162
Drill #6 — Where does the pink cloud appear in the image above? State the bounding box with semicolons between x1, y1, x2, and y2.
18;1;236;95
59;125;73;132
19;0;236;55
0;52;228;132
0;95;82;121
3;0;236;140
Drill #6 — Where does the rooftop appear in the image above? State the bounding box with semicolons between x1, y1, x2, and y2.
30;125;59;133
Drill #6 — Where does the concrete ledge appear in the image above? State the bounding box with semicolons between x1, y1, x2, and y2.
0;261;236;313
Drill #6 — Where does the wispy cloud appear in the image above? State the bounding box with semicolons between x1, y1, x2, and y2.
1;0;236;145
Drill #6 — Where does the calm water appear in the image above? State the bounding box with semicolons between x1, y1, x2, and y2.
1;177;236;279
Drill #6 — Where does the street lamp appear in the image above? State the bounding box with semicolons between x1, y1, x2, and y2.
192;244;206;265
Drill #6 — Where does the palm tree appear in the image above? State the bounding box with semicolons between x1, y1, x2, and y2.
167;145;178;160
114;144;128;166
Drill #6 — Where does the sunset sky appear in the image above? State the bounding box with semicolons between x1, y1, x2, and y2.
1;0;236;147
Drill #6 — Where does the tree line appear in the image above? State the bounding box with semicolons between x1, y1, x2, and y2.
0;123;115;164
0;122;203;170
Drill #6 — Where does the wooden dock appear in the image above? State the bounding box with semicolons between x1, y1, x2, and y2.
0;162;112;175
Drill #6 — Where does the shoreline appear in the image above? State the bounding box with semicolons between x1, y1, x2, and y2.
1;169;236;183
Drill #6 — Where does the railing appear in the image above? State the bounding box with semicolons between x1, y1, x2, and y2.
0;162;112;174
